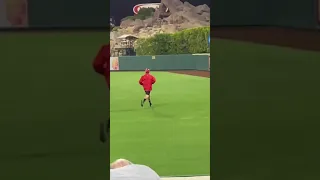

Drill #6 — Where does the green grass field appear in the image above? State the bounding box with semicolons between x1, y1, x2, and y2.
0;32;110;179
211;39;320;179
3;31;320;179
110;72;210;176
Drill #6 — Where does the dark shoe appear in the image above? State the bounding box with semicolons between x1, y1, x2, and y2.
99;122;106;143
141;100;144;107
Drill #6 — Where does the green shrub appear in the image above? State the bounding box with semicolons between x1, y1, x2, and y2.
135;27;210;55
112;26;120;32
135;8;155;20
121;8;155;22
121;16;136;21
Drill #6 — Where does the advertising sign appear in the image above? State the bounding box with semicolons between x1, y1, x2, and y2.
0;0;28;28
110;57;119;71
133;3;161;14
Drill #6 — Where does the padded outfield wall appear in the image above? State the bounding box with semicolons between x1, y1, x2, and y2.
110;54;210;71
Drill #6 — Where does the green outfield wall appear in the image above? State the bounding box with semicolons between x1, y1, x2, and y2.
117;54;210;71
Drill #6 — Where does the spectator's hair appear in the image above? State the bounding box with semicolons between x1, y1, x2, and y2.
110;158;133;169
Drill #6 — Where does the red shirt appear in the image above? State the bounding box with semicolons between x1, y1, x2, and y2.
139;73;156;91
93;45;110;88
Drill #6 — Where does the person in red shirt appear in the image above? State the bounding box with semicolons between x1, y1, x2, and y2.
92;44;110;142
93;44;110;88
139;69;156;107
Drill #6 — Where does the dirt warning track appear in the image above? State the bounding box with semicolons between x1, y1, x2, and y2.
169;71;210;78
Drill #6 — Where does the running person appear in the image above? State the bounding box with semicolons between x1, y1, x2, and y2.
92;44;110;142
139;69;156;107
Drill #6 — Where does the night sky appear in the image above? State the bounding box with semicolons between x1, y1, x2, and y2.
110;0;211;25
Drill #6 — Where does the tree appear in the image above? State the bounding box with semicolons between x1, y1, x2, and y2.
122;8;155;21
135;8;155;20
135;27;210;55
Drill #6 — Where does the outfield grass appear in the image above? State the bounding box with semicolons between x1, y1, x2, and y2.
0;32;109;179
211;39;320;180
110;72;210;176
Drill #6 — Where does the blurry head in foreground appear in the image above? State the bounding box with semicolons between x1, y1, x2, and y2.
145;68;150;74
110;159;160;180
110;159;132;169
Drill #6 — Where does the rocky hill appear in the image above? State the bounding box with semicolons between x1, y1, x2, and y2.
110;0;210;51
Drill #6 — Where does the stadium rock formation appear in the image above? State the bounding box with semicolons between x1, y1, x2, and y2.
110;0;210;51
